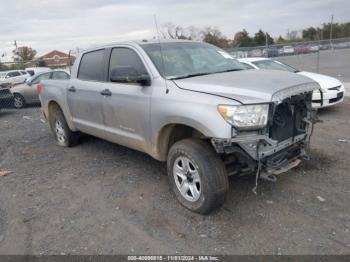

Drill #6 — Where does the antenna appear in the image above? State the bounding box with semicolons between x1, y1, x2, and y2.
68;50;72;75
153;14;169;93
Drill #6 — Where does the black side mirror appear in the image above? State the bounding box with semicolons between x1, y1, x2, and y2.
136;74;151;86
110;67;151;86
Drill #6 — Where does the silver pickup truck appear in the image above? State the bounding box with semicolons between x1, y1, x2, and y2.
39;40;319;214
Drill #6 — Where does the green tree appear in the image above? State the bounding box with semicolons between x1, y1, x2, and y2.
276;35;286;44
238;29;254;47
37;60;47;67
302;27;318;40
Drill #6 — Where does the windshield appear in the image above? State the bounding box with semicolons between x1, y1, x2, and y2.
141;42;245;79
252;59;299;73
0;72;7;78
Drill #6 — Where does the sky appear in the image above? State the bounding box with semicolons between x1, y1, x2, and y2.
0;0;349;62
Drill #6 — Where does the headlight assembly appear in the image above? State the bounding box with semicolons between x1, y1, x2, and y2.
218;104;269;130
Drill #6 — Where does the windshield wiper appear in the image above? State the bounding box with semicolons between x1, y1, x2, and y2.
169;72;213;80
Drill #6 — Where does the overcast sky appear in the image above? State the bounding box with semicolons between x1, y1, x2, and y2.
0;0;349;61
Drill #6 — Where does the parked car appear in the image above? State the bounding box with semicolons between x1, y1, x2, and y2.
25;67;52;76
238;57;345;108
282;45;294;55
11;70;70;108
0;70;30;86
39;40;319;214
309;45;320;52
0;83;14;111
294;45;310;54
263;47;279;57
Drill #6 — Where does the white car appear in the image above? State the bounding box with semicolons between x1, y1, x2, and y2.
0;70;30;86
238;58;345;108
25;67;52;77
282;45;294;55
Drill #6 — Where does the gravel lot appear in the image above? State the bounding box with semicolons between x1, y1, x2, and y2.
0;99;349;255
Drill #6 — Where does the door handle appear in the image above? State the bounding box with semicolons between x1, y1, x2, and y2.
68;86;76;92
100;89;112;96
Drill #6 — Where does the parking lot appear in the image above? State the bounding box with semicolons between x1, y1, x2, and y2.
0;96;349;255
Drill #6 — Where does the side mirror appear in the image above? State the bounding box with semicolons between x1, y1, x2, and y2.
136;74;151;86
110;67;151;86
26;79;32;86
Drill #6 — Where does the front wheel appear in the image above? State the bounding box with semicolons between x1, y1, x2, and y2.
13;94;25;109
167;138;229;214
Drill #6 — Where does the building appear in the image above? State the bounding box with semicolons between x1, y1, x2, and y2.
40;50;75;68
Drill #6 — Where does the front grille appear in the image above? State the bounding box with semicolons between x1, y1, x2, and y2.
329;92;343;103
269;95;308;142
270;102;294;142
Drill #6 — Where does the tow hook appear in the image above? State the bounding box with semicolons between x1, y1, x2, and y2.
259;173;277;182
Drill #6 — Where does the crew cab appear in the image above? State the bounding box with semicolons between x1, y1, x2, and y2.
39;40;319;214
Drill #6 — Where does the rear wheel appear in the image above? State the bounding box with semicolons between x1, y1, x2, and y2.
167;138;228;214
13;94;25;109
49;107;79;147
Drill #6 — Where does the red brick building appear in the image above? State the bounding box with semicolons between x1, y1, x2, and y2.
40;50;75;68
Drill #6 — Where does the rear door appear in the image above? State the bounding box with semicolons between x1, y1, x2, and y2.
67;49;108;136
99;46;152;152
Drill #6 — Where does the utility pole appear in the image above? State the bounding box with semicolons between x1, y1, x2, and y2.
330;14;334;50
265;32;268;57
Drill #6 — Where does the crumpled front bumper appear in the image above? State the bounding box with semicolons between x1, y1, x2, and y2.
211;119;313;176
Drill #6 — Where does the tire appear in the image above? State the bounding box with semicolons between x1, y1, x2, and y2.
167;138;229;214
13;94;26;109
49;107;79;147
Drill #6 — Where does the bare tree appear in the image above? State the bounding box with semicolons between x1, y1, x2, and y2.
13;46;37;62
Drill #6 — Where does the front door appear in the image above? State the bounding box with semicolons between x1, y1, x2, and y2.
101;47;153;152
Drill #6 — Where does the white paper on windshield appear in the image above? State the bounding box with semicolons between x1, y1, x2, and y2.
217;51;234;59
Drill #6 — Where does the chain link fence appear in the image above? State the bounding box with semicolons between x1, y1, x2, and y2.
224;37;350;84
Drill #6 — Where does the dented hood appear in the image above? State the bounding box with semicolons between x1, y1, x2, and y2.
173;69;320;104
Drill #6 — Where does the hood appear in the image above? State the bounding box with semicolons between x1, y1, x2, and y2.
297;71;342;90
173;69;320;104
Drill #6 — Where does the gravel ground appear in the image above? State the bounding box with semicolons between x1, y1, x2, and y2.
0;100;349;255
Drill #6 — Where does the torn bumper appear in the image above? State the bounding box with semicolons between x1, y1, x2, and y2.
211;122;313;176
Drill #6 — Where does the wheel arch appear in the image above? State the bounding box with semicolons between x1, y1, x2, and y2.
47;100;76;131
151;123;210;161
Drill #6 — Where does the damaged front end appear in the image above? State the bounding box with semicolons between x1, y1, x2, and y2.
212;89;319;181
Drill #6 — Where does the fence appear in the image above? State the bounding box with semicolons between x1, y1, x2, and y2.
224;37;350;83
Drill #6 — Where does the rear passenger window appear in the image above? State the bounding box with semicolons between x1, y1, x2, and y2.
78;49;105;81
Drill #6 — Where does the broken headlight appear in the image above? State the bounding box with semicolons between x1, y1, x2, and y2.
218;104;269;130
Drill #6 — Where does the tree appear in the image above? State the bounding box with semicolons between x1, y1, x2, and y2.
302;27;318;40
13;46;37;62
162;22;197;40
276;35;286;44
237;29;254;47
201;27;230;48
37;60;47;67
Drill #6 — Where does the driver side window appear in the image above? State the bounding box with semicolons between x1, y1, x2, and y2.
109;47;148;84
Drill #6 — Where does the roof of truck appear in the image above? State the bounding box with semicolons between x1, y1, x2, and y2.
81;39;202;53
